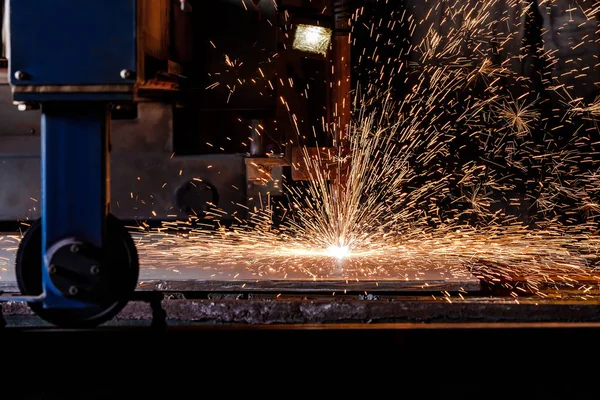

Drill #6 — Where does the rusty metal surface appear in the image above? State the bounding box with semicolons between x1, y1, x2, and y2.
292;146;347;181
154;298;600;324
3;296;600;324
135;277;480;292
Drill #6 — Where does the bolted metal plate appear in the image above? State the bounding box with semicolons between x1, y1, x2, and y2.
9;0;136;86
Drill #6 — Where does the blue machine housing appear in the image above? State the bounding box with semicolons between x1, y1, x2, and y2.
6;0;138;310
9;0;136;101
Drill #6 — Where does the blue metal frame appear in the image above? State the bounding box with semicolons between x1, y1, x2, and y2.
0;0;138;312
40;104;109;308
0;0;137;308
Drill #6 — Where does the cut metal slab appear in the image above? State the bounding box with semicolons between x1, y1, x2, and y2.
0;233;481;292
4;297;600;324
137;277;479;292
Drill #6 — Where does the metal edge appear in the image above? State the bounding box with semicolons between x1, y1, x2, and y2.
12;85;133;93
2;278;482;293
137;278;482;292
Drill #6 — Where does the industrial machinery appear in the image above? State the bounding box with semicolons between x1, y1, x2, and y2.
3;4;600;393
3;0;600;335
0;0;352;327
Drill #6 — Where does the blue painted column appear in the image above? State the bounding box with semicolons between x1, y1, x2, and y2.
40;103;110;308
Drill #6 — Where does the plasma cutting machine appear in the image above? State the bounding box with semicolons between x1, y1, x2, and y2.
3;0;150;327
0;0;353;327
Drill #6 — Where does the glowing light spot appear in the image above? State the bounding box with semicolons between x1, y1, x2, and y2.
326;245;350;259
293;25;332;56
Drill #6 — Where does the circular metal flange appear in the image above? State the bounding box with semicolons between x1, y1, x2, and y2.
15;215;139;328
45;237;105;302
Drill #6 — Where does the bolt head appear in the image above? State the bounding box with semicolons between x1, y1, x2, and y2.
14;70;26;81
90;265;100;275
68;286;79;296
70;244;79;253
120;69;134;80
16;103;39;112
48;265;57;275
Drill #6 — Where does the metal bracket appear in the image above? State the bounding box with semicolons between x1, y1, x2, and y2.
0;292;45;330
0;293;44;303
130;292;167;329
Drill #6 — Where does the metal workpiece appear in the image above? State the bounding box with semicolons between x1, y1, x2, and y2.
4;293;600;325
0;233;481;293
144;298;600;325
